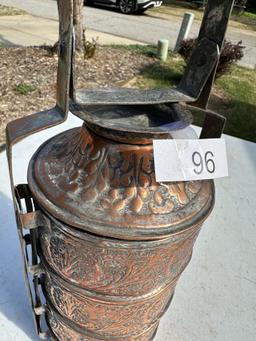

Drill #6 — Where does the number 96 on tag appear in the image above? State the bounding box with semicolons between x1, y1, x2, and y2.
153;139;228;182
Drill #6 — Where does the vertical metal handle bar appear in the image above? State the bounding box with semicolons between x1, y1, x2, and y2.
13;185;48;339
200;110;226;139
178;0;235;108
198;0;235;48
6;0;73;201
5;0;73;338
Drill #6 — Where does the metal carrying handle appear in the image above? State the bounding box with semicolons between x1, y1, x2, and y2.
179;0;235;108
5;1;73;338
6;0;232;149
71;0;235;108
6;0;73;149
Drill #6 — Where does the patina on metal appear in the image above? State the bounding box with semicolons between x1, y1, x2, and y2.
6;0;233;339
28;118;214;340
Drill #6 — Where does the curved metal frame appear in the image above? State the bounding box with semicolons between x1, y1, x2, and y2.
71;0;235;108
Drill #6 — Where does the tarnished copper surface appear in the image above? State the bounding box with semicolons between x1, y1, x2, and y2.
28;124;214;240
6;0;233;339
43;267;174;338
39;214;200;297
46;307;159;341
26;108;214;339
37;210;201;339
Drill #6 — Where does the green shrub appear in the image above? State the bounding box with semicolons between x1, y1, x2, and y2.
178;39;245;78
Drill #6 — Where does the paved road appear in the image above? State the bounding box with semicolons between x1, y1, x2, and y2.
0;0;255;67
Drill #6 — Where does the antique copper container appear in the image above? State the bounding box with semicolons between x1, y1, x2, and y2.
6;0;234;339
25;104;214;340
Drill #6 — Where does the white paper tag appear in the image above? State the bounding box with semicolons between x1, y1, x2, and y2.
153;138;228;182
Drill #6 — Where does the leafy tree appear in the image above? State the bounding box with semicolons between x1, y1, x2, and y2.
178;38;245;78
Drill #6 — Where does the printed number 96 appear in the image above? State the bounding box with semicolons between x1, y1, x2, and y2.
192;151;215;175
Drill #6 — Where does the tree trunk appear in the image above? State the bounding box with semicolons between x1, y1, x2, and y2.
73;0;84;51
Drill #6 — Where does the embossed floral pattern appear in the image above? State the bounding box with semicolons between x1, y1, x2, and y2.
40;221;200;297
44;272;173;337
41;128;202;217
47;308;158;341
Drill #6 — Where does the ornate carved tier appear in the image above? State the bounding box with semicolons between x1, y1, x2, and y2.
39;209;201;340
39;215;200;297
46;306;159;341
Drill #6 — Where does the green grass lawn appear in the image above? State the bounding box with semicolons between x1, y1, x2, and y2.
148;2;256;31
0;4;26;16
216;66;256;142
115;45;256;143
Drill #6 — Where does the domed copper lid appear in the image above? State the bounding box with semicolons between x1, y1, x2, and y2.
28;105;214;240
